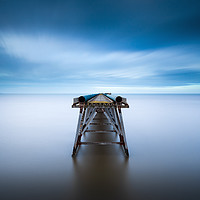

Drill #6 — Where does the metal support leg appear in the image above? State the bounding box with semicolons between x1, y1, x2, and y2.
82;107;88;125
72;107;84;156
118;107;129;157
113;107;120;130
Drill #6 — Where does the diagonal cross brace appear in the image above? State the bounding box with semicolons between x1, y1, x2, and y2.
81;108;97;134
103;108;122;136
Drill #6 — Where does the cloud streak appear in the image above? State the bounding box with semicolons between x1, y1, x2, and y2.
0;32;200;93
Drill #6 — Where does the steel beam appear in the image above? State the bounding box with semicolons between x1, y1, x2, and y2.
72;107;84;156
118;107;129;156
103;108;122;136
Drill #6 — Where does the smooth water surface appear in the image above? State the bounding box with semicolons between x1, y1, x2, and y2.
0;94;200;200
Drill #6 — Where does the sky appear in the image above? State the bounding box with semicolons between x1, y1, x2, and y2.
0;0;200;94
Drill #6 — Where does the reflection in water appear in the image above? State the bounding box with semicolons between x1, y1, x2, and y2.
72;152;129;200
72;112;129;200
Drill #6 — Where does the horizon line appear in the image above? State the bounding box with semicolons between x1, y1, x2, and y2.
1;92;200;95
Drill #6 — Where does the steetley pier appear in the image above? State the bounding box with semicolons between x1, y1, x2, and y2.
72;93;129;157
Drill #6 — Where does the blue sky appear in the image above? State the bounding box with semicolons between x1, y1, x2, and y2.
0;0;200;93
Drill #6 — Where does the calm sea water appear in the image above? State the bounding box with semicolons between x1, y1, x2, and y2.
0;94;200;200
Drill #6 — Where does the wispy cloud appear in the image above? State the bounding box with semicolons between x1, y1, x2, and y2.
95;84;200;94
0;33;200;93
0;73;12;77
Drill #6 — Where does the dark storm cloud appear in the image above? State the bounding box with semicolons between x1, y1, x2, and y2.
0;0;200;49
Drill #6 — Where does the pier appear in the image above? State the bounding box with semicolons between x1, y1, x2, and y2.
72;93;129;157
